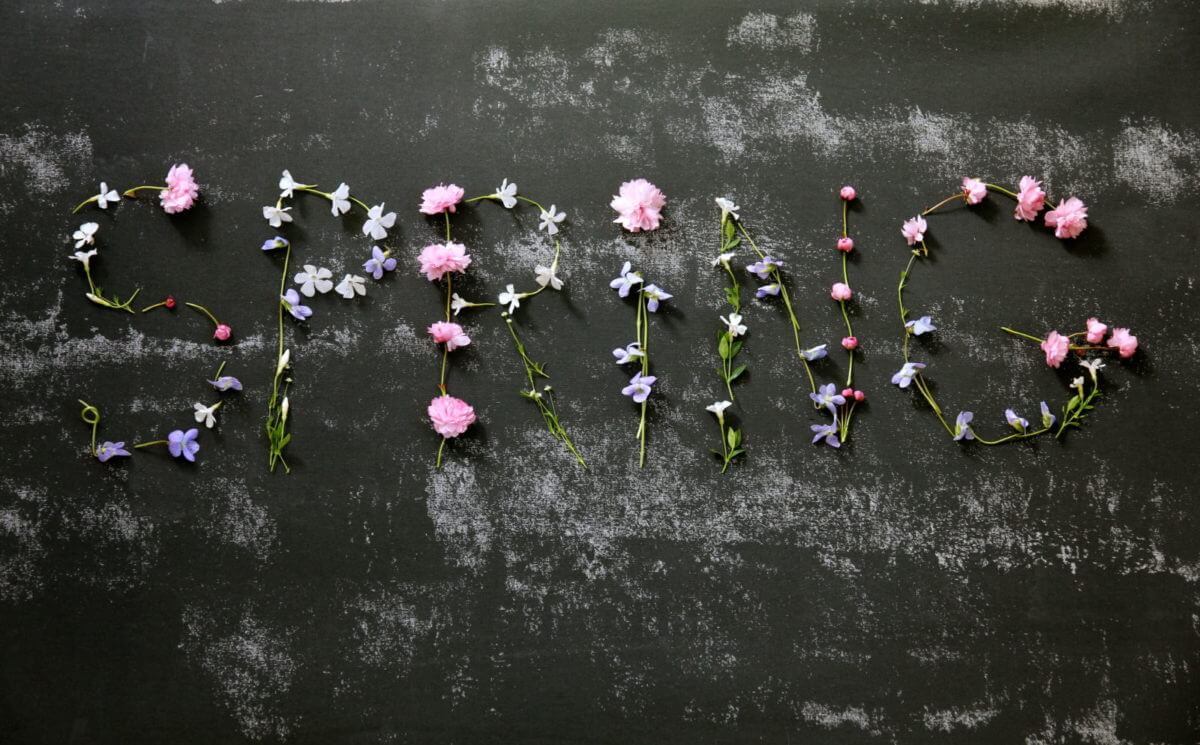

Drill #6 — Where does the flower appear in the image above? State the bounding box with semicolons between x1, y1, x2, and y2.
194;402;220;429
1040;330;1069;368
643;284;672;312
901;215;927;245
208;375;242;392
495;179;518;209
363;246;397;280
498;284;522;314
214;324;232;341
1040;401;1056;428
1005;408;1029;432
837;237;854;252
428;395;476;438
611;178;666;232
810;383;846;411
612;342;644;365
802;344;828;361
706;400;733;420
711;252;735;268
167;428;200;462
278;170;300;198
276;349;291;377
621;371;656;403
962;177;987;205
1014;176;1045;221
417;242;471;282
95;441;130;462
609;261;643;297
1085;317;1108;344
538;205;566;236
953;411;974;441
1044;197;1088;239
73;222;99;248
1080;358;1105;381
261;236;289;251
95;182;120;209
715;197;740;222
160;164;199;214
330;183;351;216
721;313;747;337
830;282;853;301
450;293;469;315
263;205;292;228
842;336;858;350
746;256;783;279
905;315;937;335
839;185;857;201
811;422;842;448
1107;327;1138;358
294;264;333;297
164;296;176;309
335;274;367;299
755;283;781;299
419;184;465;215
891;361;926;388
362;203;397;241
535;261;563;290
854;390;866;402
428;321;471;351
280;397;290;424
70;249;97;269
282;288;312;321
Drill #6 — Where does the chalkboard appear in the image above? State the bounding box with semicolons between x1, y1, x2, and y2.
2;0;1198;742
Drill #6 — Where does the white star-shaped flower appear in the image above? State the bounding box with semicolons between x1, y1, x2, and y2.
95;182;119;209
534;261;563;290
330;183;351;216
538;205;566;236
193;402;220;429
362;203;396;241
720;313;747;337
335;274;367;299
450;293;469;316
498;284;523;313
1080;358;1105;381
715;197;740;222
71;249;97;269
711;252;735;268
73;222;99;248
496;179;518;209
294;265;334;297
706;400;733;420
278;170;299;198
263;205;292;228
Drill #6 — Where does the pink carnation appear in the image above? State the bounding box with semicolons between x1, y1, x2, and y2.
839;185;856;201
1107;327;1138;358
428;321;470;351
419;184;465;215
213;323;232;342
160;163;199;214
611;178;666;232
428;395;476;439
841;336;858;350
1044;197;1088;239
1040;330;1069;368
1085;317;1108;344
417;241;472;282
830;282;853;301
901;216;927;246
961;177;987;205
1013;176;1045;221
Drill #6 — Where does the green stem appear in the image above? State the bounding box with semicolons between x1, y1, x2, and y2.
1000;327;1045;344
444;212;451;242
436;438;446;468
122;185;165;198
185;302;219;327
922;193;965;216
133;440;167;449
71;196;98;214
78;400;100;456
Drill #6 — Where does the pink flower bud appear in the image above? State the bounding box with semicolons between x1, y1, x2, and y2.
854;390;865;402
841;336;858;350
839;185;856;201
213;324;232;342
837;237;854;252
841;388;854;398
1085;317;1107;344
830;282;852;301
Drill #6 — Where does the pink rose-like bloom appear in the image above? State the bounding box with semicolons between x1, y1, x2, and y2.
831;282;853;301
610;178;666;232
840;185;857;201
428;321;471;351
419;184;465;215
213;323;232;342
160;163;199;214
854;390;866;402
1044;197;1088;239
1013;176;1045;221
837;237;854;253
1107;327;1138;358
961;177;987;205
901;216;927;246
842;336;858;350
428;395;476;439
417;241;472;282
1040;330;1069;368
1085;317;1108;344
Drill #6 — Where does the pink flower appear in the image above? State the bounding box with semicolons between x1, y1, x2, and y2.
853;390;865;402
160;164;199;214
961;177;987;205
1107;327;1138;358
610;178;666;232
1013;176;1045;221
901;216;927;246
417;241;472;282
428;321;471;351
837;237;854;252
419;184;465;215
841;336;858;350
428;395;476;439
831;282;853;301
1044;197;1088;239
1085;317;1108;344
213;323;232;342
1040;330;1069;368
839;185;856;201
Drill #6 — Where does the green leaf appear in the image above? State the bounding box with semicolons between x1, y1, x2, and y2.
718;334;730;359
730;341;742;357
728;448;744;459
726;427;739;450
1065;395;1080;414
729;364;747;382
723;219;734;242
724;285;740;307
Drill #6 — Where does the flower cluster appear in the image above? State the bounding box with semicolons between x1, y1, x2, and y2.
808;384;866;449
611;260;672;467
712;198;749;404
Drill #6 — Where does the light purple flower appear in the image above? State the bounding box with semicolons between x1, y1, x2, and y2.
282;289;312;321
905;315;936;335
755;283;781;299
811;422;841;448
96;441;130;462
1040;401;1056;428
363;245;396;280
261;236;289;252
891;362;926;388
1005;408;1029;432
612;342;644;365
167;428;200;462
643;284;672;312
621;371;656;403
809;383;845;411
802;344;828;361
953;411;974;441
746;256;783;280
609;261;643;297
208;376;242;392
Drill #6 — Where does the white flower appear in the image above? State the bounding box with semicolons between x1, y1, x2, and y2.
335;274;367;299
715;197;740;222
1080;358;1105;382
70;249;97;269
538;205;566;236
263;205;292;228
276;349;291;377
706;400;733;420
450;293;469;316
496;178;518;209
73;222;99;248
280;396;290;424
193;402;220;429
720;313;747;337
498;284;522;313
711;252;735;268
278;170;299;198
330;183;351;216
362;203;396;241
1071;376;1085;391
534;261;563;290
294;264;333;297
96;182;119;209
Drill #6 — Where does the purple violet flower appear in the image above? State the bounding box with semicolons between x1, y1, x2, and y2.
802;344;828;361
811;422;841;448
643;284;672;312
282;289;312;321
363;245;396;280
621;371;656;403
1040;401;1056;428
809;382;846;412
261;236;289;252
905;315;937;335
612;342;644;365
891;362;926;388
96;441;130;462
746;256;783;280
609;261;643;298
167;428;200;462
208;376;243;392
1005;408;1029;432
755;283;781;299
953;411;974;441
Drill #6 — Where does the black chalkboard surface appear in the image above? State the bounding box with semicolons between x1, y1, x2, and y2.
2;1;1198;742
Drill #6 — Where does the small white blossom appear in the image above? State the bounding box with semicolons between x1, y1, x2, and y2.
706;400;733;420
1080;358;1105;382
280;396;290;424
496;179;518;209
534;261;563;290
538;205;566;236
263;205;292;228
498;284;521;313
71;249;97;269
73;222;99;249
720;313;747;337
450;293;469;316
711;252;735;268
294;264;334;297
362;203;396;241
95;182;119;209
335;274;367;299
193;402;220;429
278;170;299;198
276;349;291;377
715;197;740;222
326;183;350;216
